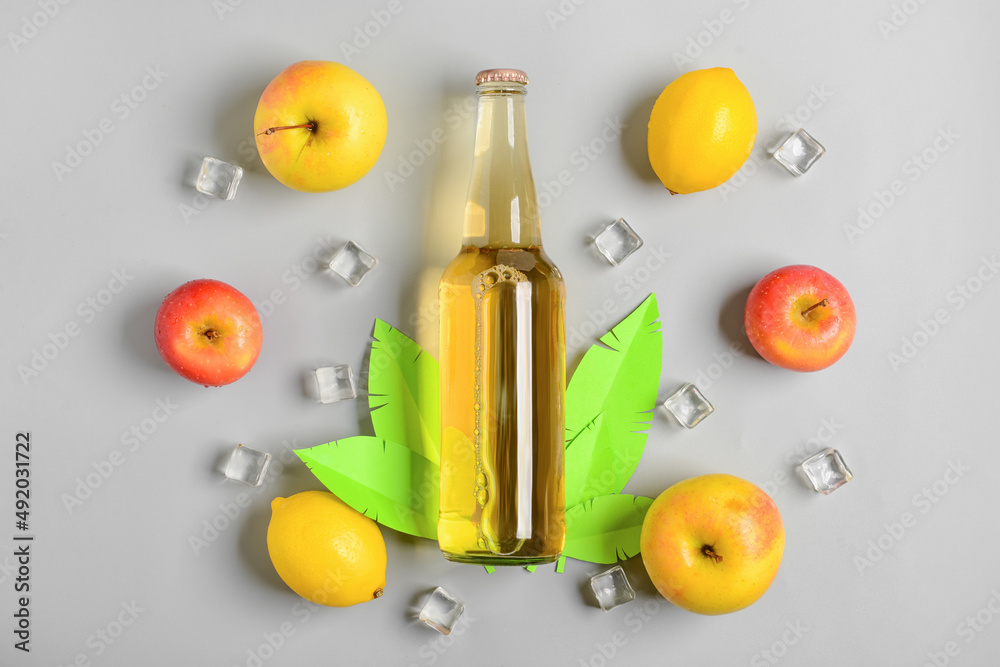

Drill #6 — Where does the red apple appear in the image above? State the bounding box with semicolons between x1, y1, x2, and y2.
154;279;262;387
744;265;856;372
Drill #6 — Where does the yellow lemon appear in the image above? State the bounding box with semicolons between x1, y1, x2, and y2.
647;67;756;195
267;491;386;607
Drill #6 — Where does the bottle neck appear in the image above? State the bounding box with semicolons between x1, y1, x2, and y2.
462;83;542;248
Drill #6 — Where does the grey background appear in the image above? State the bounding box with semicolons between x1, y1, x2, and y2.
2;0;998;665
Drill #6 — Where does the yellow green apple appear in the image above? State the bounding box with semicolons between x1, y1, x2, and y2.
640;474;784;615
253;60;387;192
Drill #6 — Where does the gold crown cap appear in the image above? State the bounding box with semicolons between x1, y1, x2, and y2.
475;69;529;85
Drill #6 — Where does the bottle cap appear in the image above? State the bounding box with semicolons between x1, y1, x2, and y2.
475;69;529;85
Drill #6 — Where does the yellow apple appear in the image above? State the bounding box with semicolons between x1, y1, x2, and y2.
640;474;784;615
253;61;387;192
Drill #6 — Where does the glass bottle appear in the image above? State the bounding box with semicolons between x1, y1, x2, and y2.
437;69;566;565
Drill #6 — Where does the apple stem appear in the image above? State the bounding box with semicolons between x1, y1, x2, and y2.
258;122;316;136
701;545;723;564
801;298;830;317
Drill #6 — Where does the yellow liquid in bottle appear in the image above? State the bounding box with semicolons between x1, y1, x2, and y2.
438;246;566;564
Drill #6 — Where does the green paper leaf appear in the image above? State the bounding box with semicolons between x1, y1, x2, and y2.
296;436;439;539
564;294;662;505
556;556;566;573
563;412;611;508
298;294;665;560
368;319;440;465
563;494;654;564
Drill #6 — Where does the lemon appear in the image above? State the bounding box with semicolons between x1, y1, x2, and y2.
647;67;757;195
267;491;386;607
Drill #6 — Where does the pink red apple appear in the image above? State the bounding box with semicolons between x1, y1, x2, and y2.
640;474;785;615
253;61;387;192
744;264;856;372
154;279;262;387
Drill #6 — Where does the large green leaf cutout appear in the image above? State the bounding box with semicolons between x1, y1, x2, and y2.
564;294;661;504
296;436;439;539
367;320;440;465
563;412;610;508
563;494;654;564
297;294;664;567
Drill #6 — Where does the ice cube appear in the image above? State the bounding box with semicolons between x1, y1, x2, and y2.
195;157;243;200
662;382;714;428
312;365;356;404
772;129;825;176
224;443;271;486
328;241;378;286
418;587;465;635
800;448;853;494
590;565;635;611
594;218;643;266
